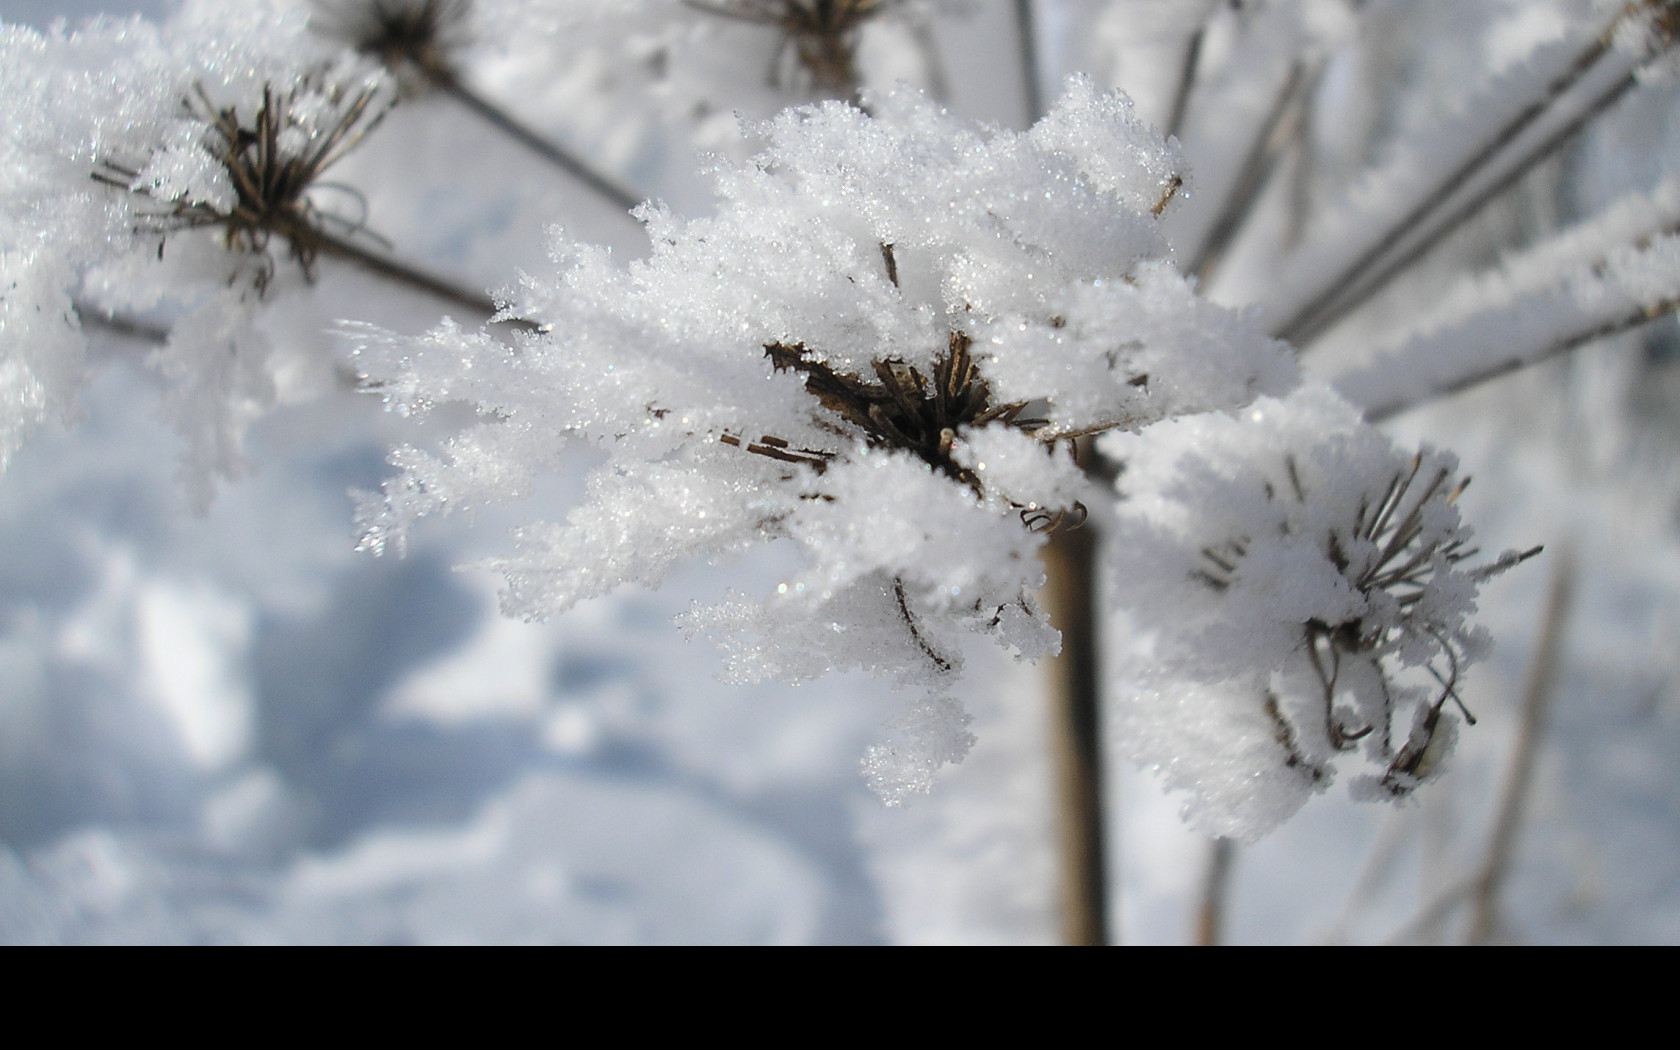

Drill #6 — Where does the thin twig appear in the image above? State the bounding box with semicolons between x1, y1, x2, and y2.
893;576;953;674
907;15;952;103
1040;477;1108;946
432;75;646;214
72;301;171;345
1164;15;1210;142
1186;59;1309;282
1383;873;1477;945
1316;809;1413;944
314;228;541;330
1363;293;1680;423
1466;545;1575;944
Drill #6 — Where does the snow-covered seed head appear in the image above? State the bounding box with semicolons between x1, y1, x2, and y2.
93;71;392;294
727;245;1084;532
311;0;474;91
685;0;903;98
1197;449;1540;794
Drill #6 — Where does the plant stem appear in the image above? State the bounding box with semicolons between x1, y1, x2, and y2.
432;74;646;215
1015;0;1044;124
1467;546;1575;944
1186;59;1309;282
314;228;540;330
77;231;541;345
1192;837;1235;945
1164;15;1210;142
1041;511;1108;946
73;301;170;345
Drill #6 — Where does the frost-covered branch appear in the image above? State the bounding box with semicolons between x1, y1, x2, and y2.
1267;0;1678;345
1337;178;1680;420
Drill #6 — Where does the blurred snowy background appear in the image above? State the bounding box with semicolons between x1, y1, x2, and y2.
2;0;1679;943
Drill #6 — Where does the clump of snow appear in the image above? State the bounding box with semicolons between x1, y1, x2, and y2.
1105;385;1534;841
353;77;1295;802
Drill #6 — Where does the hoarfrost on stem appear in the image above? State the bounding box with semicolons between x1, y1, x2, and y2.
352;77;1297;801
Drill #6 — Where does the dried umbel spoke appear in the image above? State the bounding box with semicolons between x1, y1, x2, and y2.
312;0;474;90
717;246;1084;536
94;72;392;294
686;0;903;98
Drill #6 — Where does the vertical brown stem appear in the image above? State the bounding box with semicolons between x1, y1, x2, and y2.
1466;545;1575;944
1015;0;1044;125
1041;513;1108;946
1192;836;1236;945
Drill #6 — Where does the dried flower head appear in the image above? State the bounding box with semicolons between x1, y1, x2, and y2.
736;248;1085;531
310;0;474;91
94;67;393;294
684;0;904;98
1108;386;1537;839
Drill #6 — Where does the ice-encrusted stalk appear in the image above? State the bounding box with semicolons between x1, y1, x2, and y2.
1276;5;1672;345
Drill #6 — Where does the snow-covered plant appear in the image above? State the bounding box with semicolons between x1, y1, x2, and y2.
12;0;1680;923
95;68;394;295
1106;386;1539;840
0;2;407;502
350;77;1298;801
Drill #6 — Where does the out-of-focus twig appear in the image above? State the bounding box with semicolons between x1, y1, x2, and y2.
1164;13;1210;142
1042;514;1108;946
1015;0;1044;124
433;77;645;214
1466;545;1576;944
1186;59;1311;282
73;301;170;345
1281;12;1655;346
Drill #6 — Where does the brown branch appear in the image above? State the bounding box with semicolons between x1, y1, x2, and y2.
431;74;646;215
1040;467;1108;946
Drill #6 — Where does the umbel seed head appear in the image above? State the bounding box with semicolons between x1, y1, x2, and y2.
94;69;392;293
311;0;475;90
